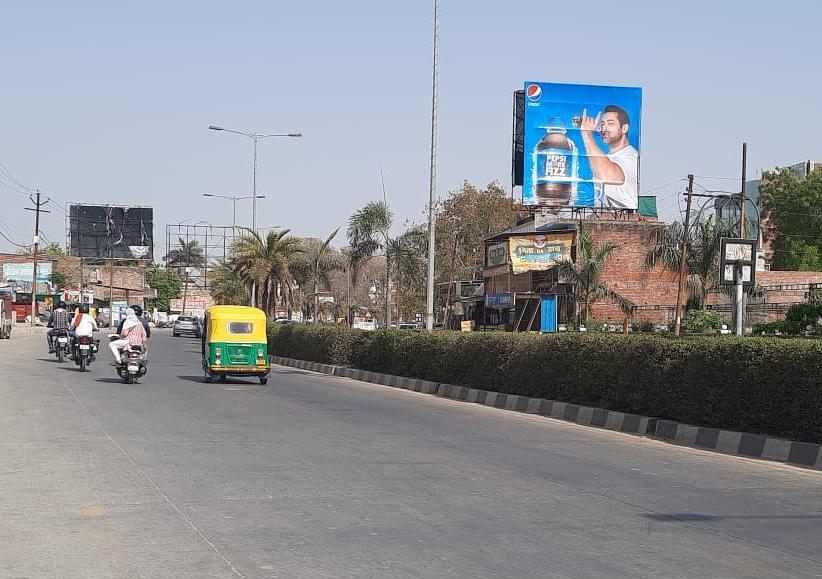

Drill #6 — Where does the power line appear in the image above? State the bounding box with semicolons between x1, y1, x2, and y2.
692;175;741;181
642;178;685;195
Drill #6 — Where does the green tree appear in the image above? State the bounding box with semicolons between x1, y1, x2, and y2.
386;224;428;322
291;229;344;324
556;231;634;323
209;260;250;306
645;217;736;310
49;272;69;290
164;238;206;271
230;228;303;316
347;201;393;326
145;265;182;312
435;181;519;281
759;168;822;271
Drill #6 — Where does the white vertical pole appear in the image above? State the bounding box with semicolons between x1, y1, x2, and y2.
425;0;439;331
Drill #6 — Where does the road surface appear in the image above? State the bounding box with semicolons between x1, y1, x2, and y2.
0;328;820;578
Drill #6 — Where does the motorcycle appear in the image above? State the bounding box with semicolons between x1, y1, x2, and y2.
109;335;147;384
53;329;70;363
72;335;99;372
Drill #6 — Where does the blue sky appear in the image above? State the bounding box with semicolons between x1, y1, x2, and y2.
1;0;819;255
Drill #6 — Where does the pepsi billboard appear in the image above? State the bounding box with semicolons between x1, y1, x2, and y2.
522;82;642;209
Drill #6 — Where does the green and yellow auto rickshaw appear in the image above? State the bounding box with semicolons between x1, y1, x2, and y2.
201;305;270;384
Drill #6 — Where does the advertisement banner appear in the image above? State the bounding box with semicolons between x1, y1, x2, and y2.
509;234;574;274
522;82;642;209
2;262;53;283
170;299;207;312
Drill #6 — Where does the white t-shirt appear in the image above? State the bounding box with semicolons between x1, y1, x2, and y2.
602;145;639;210
70;313;98;337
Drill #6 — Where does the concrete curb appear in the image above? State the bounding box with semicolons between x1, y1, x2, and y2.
269;356;822;471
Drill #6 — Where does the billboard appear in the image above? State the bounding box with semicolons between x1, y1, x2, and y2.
509;233;574;274
522;82;642;209
2;262;53;283
69;205;154;260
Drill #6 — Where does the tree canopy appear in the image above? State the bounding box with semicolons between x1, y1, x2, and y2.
759;168;822;271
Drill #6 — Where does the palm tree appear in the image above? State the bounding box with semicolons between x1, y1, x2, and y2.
230;228;303;315
386;224;428;322
347;201;393;326
556;231;634;324
645;217;736;310
291;230;344;324
210;260;250;305
164;238;206;271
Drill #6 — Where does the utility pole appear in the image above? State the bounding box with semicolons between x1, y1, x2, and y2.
740;142;747;238
673;175;694;337
425;0;439;332
25;190;50;327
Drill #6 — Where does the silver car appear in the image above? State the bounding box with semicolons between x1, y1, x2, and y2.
172;315;201;338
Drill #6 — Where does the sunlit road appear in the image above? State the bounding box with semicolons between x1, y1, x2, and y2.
0;329;820;578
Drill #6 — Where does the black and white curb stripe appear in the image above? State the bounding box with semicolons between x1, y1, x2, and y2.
269;356;822;470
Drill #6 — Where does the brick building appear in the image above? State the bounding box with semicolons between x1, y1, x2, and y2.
470;214;822;331
0;253;152;311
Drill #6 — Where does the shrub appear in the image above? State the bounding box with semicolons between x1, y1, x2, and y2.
681;309;728;334
269;325;822;443
786;303;822;326
753;320;804;336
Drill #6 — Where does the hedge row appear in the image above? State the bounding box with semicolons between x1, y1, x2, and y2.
268;325;822;443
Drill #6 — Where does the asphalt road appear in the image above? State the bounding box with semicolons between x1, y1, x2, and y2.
0;328;821;578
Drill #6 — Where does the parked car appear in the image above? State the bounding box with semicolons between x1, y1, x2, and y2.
173;315;201;337
398;322;420;330
274;318;299;325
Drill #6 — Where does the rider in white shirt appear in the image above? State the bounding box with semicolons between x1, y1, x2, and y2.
70;303;98;337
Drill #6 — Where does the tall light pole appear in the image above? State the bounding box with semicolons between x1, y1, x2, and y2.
202;193;266;236
425;0;439;332
209;125;301;307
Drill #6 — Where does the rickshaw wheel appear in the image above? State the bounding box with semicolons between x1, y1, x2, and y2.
219;374;227;383
259;377;268;385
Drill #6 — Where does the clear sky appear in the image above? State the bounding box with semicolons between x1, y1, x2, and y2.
0;0;819;255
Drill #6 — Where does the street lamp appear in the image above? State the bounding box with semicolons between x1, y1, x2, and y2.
202;193;266;236
209;125;301;307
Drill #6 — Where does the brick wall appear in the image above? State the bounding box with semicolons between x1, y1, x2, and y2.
585;220;678;324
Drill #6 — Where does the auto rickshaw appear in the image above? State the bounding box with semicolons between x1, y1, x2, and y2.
201;305;270;384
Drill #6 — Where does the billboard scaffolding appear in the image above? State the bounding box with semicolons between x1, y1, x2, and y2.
67;204;154;260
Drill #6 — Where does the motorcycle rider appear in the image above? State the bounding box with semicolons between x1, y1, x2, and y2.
69;303;98;349
46;302;70;353
117;304;151;338
109;308;147;366
117;304;150;357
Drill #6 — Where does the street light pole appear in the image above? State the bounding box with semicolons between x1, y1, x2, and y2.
203;193;266;238
425;0;439;332
208;125;301;309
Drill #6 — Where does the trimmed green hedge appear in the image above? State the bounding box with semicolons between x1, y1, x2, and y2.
268;325;822;443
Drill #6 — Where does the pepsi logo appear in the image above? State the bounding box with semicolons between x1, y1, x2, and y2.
526;84;542;101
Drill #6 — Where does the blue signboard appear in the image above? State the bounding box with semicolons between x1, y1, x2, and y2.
523;82;642;209
485;292;513;309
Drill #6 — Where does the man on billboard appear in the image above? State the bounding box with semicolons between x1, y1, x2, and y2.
579;105;638;210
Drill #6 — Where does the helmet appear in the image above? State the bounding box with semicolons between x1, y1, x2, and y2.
131;305;143;317
56;302;65;310
79;304;89;314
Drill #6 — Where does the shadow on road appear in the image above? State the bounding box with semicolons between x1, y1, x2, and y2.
94;377;128;384
643;512;822;523
177;375;209;384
